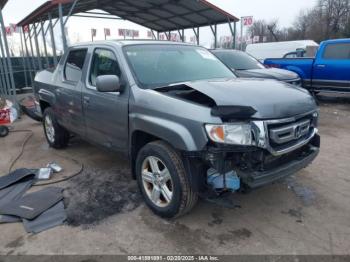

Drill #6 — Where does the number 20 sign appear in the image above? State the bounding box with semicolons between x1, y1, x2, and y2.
243;16;253;26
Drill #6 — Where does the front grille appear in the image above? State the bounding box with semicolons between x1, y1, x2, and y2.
267;113;315;153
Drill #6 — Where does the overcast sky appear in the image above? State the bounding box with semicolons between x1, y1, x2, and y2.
2;0;318;50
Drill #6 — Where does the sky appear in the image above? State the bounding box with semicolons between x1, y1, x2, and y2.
2;0;318;52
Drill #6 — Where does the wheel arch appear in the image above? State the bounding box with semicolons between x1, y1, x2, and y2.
130;130;162;179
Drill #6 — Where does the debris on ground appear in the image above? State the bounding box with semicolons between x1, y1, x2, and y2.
0;168;66;234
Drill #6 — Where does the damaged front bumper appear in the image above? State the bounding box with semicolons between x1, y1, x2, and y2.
239;143;319;188
184;133;320;193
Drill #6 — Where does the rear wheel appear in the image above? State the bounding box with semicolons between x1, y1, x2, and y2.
136;141;198;218
43;108;69;149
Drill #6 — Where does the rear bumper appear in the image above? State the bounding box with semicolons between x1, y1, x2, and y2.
240;145;319;188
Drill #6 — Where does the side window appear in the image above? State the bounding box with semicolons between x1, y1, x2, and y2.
323;43;350;60
64;49;87;82
89;49;121;87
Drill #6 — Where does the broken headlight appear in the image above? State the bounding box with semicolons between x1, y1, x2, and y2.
205;123;252;145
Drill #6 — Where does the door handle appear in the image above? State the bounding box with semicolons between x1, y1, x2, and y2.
83;96;90;105
317;64;326;68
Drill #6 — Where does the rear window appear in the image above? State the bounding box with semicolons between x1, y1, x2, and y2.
64;49;87;82
323;43;350;59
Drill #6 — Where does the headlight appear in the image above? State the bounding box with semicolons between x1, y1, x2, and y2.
205;123;252;145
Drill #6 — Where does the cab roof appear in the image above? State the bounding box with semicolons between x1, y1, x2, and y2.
70;40;196;48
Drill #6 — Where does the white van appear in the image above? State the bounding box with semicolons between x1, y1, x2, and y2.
246;40;319;61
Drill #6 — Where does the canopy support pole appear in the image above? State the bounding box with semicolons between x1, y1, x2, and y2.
178;29;185;42
0;9;16;101
48;13;58;66
0;33;10;95
58;3;68;52
40;21;50;68
33;23;43;70
166;31;170;41
210;24;217;48
192;27;199;45
19;28;29;87
151;30;157;40
0;59;6;94
24;29;36;80
0;44;8;94
64;0;78;25
228;19;236;49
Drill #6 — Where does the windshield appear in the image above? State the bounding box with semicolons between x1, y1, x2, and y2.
124;45;235;89
213;50;265;70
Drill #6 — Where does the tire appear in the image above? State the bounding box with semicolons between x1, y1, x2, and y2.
0;126;9;138
43;107;69;149
136;140;198;218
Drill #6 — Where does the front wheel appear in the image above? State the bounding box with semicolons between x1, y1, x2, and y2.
136;141;198;218
43;108;70;149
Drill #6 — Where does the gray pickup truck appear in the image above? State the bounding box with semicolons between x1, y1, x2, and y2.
34;41;320;218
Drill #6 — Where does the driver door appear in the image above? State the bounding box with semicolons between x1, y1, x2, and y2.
82;47;129;152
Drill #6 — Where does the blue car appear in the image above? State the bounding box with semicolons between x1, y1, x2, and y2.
264;39;350;94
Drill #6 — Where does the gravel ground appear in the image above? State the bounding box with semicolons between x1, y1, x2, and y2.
0;93;349;255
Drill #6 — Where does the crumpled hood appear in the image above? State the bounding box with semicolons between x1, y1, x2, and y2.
234;68;299;81
184;78;317;119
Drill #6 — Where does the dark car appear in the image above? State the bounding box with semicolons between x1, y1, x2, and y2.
211;49;302;86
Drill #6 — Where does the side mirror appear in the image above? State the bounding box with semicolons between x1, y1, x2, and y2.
96;75;122;93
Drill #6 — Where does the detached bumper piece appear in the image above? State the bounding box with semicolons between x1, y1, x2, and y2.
241;145;319;188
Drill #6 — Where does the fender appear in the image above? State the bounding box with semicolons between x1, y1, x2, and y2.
38;89;56;106
283;65;308;79
130;113;205;152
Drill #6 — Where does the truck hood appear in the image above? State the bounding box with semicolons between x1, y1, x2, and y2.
234;68;299;81
162;78;317;120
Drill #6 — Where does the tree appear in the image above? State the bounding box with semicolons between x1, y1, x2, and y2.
256;0;350;43
267;20;279;41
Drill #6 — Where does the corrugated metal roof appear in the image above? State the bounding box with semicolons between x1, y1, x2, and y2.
0;0;8;10
18;0;239;32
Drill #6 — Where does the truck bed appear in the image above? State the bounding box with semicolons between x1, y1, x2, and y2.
264;58;314;83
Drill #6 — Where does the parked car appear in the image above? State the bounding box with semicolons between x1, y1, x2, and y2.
34;41;320;218
246;40;319;61
211;49;302;86
264;39;350;94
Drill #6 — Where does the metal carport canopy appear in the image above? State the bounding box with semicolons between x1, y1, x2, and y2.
17;0;239;32
0;0;7;10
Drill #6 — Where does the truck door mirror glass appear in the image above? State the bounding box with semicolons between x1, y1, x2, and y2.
96;75;121;93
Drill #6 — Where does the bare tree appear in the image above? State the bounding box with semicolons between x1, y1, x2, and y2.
247;0;350;45
267;20;279;41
